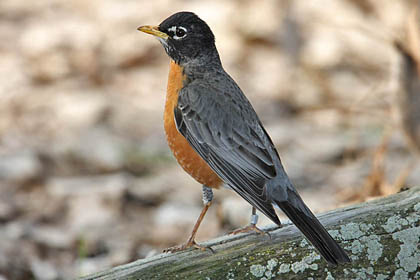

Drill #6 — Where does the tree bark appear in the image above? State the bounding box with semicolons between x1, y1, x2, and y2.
80;186;420;280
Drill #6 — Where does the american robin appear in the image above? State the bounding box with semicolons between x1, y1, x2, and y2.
138;11;350;265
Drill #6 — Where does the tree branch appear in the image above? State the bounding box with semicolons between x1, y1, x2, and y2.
80;186;420;280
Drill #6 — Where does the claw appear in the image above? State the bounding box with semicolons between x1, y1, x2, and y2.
163;197;214;254
229;224;271;239
163;239;214;253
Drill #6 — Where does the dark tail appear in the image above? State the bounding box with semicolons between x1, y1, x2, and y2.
273;191;351;265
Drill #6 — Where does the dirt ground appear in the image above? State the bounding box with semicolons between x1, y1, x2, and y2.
0;0;419;279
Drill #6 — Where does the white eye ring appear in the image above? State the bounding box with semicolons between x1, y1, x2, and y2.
168;26;187;40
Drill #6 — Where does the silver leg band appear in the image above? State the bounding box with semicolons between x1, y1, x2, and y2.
202;185;213;205
250;214;259;225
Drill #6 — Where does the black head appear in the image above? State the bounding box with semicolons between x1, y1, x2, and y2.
138;12;219;65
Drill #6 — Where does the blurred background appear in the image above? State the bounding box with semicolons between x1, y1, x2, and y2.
1;0;419;279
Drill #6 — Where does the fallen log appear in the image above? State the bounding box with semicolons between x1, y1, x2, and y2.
80;186;420;280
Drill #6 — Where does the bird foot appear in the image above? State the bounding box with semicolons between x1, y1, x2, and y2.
163;239;214;253
229;224;271;239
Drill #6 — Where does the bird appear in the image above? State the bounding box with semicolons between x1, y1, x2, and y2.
138;11;350;265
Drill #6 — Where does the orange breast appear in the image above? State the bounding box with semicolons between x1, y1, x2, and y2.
164;60;223;189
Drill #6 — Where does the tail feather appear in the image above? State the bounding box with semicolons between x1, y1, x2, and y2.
274;193;351;265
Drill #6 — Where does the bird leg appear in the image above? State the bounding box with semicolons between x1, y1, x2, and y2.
163;186;214;253
229;207;271;238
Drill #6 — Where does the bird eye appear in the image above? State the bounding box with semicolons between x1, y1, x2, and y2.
175;27;186;38
168;26;187;40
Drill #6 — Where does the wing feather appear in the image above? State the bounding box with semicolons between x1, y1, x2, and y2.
175;77;280;224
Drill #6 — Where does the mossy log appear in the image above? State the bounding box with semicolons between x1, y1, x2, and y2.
80;187;420;280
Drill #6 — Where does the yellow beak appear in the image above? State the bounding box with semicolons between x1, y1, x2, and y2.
137;25;169;40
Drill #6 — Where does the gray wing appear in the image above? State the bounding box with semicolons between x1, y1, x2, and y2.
175;77;280;224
